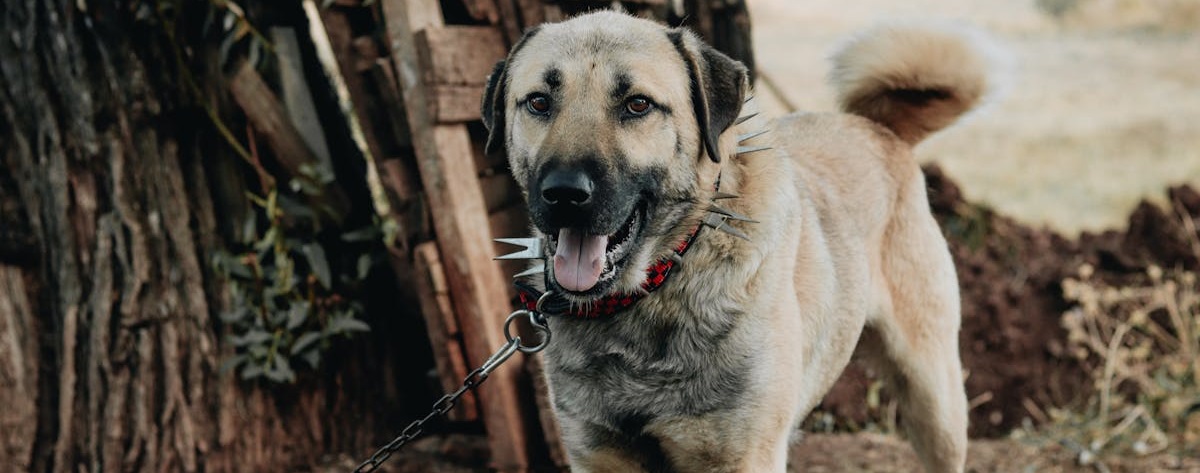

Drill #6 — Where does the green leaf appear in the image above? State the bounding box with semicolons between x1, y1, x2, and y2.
286;302;309;330
231;329;271;347
240;363;265;380
241;212;257;243
254;226;277;253
276;194;317;223
264;356;296;383
219;354;248;375
356;253;373;281
291;331;322;355
301;243;331;289
327;315;370;335
341;225;381;243
300;349;320;369
218;306;249;324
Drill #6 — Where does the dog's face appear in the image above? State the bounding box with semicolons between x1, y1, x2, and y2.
482;11;746;300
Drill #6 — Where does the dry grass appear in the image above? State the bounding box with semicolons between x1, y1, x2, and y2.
1016;262;1200;466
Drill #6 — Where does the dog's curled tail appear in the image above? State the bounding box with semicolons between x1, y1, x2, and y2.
830;23;996;145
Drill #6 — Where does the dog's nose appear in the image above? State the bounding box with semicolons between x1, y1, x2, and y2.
540;168;594;208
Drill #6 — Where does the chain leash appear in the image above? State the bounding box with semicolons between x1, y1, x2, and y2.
353;299;555;473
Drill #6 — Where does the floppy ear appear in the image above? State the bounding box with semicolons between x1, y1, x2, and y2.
669;31;749;163
481;26;542;156
481;59;508;155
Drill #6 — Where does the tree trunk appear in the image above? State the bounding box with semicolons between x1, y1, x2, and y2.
0;1;429;471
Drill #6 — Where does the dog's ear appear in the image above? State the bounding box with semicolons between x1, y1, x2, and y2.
669;31;748;163
481;59;508;155
482;27;542;156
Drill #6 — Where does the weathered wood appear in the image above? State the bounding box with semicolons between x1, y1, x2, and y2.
382;0;532;470
271;27;335;170
413;26;507;121
228;61;351;219
412;243;479;421
370;60;415;150
432;84;489;122
493;0;525;46
0;265;37;470
514;0;546;27
351;36;381;73
462;0;502;24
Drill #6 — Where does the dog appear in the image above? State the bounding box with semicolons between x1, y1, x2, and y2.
482;10;991;472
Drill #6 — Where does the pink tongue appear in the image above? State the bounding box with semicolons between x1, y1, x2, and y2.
553;228;608;292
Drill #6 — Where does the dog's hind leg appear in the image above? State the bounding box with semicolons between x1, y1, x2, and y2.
866;173;969;473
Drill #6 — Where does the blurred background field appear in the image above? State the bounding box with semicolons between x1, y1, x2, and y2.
751;0;1200;234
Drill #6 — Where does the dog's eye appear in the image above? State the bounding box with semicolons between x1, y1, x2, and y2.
625;97;653;116
526;95;551;115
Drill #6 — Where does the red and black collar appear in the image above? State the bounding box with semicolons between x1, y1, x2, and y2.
514;175;720;319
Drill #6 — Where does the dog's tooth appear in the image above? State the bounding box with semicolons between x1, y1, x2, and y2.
733;112;759;126
706;204;758;223
736;129;769;143
513;263;546;279
494;237;544;260
702;214;752;241
711;192;740;201
736;145;772;156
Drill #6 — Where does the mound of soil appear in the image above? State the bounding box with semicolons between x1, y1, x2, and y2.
818;164;1200;437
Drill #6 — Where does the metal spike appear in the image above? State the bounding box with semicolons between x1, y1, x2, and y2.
668;253;684;264
711;192;740;200
737;129;769;143
706;204;758;223
494;237;544;260
702;214;752;241
513;263;546;279
733;112;759;126
736;145;772;156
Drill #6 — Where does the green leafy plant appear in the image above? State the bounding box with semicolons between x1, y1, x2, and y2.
213;189;379;383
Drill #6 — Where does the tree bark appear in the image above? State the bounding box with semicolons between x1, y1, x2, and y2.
0;1;428;471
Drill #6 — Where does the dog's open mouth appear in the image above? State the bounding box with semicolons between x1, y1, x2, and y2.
550;202;645;294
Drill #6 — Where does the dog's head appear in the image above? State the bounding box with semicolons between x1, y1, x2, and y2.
482;11;747;300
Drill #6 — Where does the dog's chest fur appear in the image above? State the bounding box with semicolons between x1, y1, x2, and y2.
541;263;760;436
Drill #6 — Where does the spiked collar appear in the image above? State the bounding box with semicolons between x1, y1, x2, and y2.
498;107;769;319
509;172;761;319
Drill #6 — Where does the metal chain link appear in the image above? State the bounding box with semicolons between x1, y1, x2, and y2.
352;309;552;473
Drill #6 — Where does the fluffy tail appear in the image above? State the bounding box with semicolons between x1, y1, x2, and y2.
830;24;994;145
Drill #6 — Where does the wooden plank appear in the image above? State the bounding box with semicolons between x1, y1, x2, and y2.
462;0;501;24
271;27;334;170
381;0;531;470
514;0;545;28
227;62;350;221
412;243;478;421
493;0;523;46
431;84;486;122
416;26;506;87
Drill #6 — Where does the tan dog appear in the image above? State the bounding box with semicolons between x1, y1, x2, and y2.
482;10;991;473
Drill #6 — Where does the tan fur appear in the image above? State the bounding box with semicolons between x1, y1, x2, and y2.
490;11;990;473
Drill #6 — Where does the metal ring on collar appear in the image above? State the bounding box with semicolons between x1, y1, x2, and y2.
503;310;551;353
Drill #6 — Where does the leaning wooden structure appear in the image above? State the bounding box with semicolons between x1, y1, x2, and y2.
316;0;755;469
